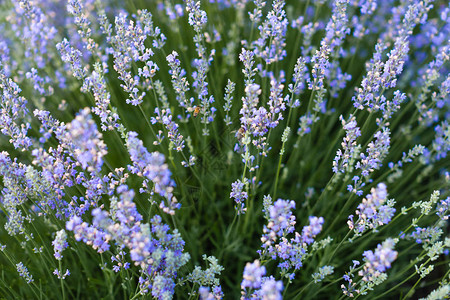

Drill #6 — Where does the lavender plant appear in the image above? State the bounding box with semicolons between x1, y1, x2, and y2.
0;0;448;299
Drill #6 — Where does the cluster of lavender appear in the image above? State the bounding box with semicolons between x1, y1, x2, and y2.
241;260;283;299
342;238;398;297
126;131;180;214
258;197;325;280
348;183;396;236
0;0;448;299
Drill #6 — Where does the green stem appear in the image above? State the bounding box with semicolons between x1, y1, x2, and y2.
294;280;313;298
402;275;422;300
327;230;352;265
273;138;287;200
283;280;291;298
323;193;355;236
59;260;65;300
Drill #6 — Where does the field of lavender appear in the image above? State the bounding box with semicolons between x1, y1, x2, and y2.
0;0;449;299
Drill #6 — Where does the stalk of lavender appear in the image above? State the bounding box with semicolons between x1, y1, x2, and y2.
185;0;216;135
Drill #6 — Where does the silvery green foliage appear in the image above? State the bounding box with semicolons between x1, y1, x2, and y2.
312;265;335;283
419;283;450;300
187;255;224;296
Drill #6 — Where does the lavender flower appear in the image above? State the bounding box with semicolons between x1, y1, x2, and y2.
241;260;266;291
436;197;449;221
66;215;110;253
166;51;192;112
352;0;433;111
52;229;68;260
381;36;409;89
356;127;390;177
424;121;450;163
267;78;288;128
249;0;266;24
57;38;86;79
88;191;190;299
333;115;361;173
223;79;236;125
307;45;331;91
67;0;97;52
250;107;271;138
111;251;131;273
82;63;121;131
416;45;450;125
341;260;361;297
126;131;178;214
9;0;58;70
352;42;386;110
65;108;107;173
301;216;325;245
150;108;185;152
137;216;190;298
107;10;163;106
358;0;377;15
254;276;283;300
253;0;288;64
259;199;324;279
16;262;33;283
348;183;396;235
32;112;80;197
263;199;296;239
378;90;407;125
186;0;207;30
53;269;70;279
25;68;53;96
359;238;398;282
0;153;28;224
0;66;32;150
342;239;398;297
0;151;68;236
235;80;276;156
408;226;443;245
199;285;224;300
238;83;260;141
288;56;307;98
322;0;350;52
239;48;257;85
231;179;248;215
186;0;215;131
297;113;319;137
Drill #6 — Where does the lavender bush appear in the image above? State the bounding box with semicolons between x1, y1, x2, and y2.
0;0;449;299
